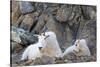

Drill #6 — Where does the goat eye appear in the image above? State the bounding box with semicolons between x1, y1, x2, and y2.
43;33;45;36
75;44;77;46
39;47;42;50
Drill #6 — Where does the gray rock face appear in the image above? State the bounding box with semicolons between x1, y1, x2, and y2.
32;14;46;34
20;31;38;46
81;6;96;20
11;30;21;44
11;26;23;53
19;1;34;14
20;13;38;31
11;1;21;25
64;25;73;48
11;26;38;47
15;15;25;27
56;5;73;22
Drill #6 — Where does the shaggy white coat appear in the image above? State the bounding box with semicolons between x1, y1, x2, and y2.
63;39;91;57
41;31;63;58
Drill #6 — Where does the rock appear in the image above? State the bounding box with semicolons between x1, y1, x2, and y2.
45;3;59;15
34;55;55;65
81;6;96;20
11;41;18;53
11;41;23;53
19;1;34;14
15;15;25;27
55;5;73;22
12;26;38;46
20;31;38;46
20;13;38;31
35;3;47;14
70;5;82;22
12;26;26;37
40;55;55;64
11;30;21;44
67;5;82;40
12;50;23;64
32;13;48;34
63;53;76;60
64;25;73;48
11;1;21;25
67;20;81;41
11;26;24;53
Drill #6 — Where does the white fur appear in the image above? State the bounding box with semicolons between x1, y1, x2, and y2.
21;44;42;60
41;31;63;58
63;39;91;57
21;35;47;60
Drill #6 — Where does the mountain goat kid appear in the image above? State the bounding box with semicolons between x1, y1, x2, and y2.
63;39;91;57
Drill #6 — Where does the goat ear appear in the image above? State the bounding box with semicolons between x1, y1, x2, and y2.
43;25;48;32
44;35;50;40
43;32;45;36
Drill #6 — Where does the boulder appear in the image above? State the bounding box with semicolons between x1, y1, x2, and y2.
15;15;25;27
11;29;21;44
55;5;73;22
45;3;59;15
32;13;48;34
11;1;21;25
20;31;38;46
19;1;34;14
12;26;38;47
81;6;96;20
11;26;23;53
20;13;39;31
11;41;23;53
34;3;48;14
64;25;73;48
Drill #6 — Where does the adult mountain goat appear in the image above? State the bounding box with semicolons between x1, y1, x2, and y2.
63;39;91;57
41;31;63;58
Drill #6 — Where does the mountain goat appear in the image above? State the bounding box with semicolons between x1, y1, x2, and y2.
63;39;91;57
21;34;49;62
41;31;63;58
